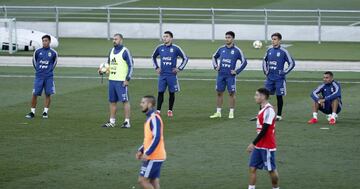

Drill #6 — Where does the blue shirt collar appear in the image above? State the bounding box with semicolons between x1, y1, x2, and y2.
146;108;156;118
114;44;123;50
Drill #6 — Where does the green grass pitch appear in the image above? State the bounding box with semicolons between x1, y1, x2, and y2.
0;66;360;189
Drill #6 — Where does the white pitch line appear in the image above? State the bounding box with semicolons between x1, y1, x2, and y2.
1;74;360;84
349;21;360;26
103;0;141;7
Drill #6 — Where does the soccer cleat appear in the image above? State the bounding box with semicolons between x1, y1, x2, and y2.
25;112;35;119
307;118;318;124
167;110;173;117
156;110;161;115
276;115;283;121
228;111;234;119
209;112;221;119
101;122;115;128
42;112;48;119
249;116;257;121
120;121;131;128
329;117;336;125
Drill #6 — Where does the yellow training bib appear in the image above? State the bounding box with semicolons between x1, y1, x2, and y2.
108;47;128;81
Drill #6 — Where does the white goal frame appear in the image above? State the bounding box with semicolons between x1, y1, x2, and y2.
0;18;17;54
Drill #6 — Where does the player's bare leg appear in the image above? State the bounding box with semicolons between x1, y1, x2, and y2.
308;101;320;124
150;178;160;189
25;95;38;118
121;101;131;128
228;92;235;119
210;92;224;118
102;102;117;127
248;167;257;188
268;170;279;188
42;95;51;118
138;177;154;189
329;98;339;125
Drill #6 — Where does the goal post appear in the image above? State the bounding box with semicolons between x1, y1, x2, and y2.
0;18;17;54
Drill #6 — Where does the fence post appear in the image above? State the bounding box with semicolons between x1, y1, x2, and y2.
4;5;7;18
264;9;268;44
159;7;163;41
9;18;13;54
107;8;111;40
317;9;321;44
211;8;215;42
55;7;59;39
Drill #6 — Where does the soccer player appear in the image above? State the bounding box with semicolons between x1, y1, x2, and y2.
308;71;342;125
25;35;58;119
209;31;247;119
100;33;133;128
247;88;279;189
152;31;189;117
136;95;166;189
261;32;295;121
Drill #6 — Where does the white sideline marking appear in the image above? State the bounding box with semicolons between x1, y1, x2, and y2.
0;75;360;84
103;0;141;7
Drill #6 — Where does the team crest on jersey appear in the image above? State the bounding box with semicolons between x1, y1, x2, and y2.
222;50;225;53
231;50;234;54
170;48;174;53
277;52;281;57
48;52;52;57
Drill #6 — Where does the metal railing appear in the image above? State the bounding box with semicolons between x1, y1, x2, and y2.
1;6;360;43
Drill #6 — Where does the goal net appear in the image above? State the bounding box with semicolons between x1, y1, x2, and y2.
0;18;17;54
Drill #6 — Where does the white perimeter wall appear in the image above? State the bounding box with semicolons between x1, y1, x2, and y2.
16;21;360;42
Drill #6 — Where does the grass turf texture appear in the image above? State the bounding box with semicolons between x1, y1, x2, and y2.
0;66;360;189
2;38;360;61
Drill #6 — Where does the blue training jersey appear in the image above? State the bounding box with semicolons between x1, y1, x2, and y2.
152;43;189;76
311;80;342;102
107;45;134;81
32;47;58;78
262;46;295;80
212;44;247;76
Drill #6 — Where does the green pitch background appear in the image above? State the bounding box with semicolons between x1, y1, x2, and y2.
2;38;360;61
0;67;359;189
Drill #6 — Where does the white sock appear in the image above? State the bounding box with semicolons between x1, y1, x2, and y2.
31;108;35;114
125;118;130;124
248;185;255;189
109;118;116;124
216;108;221;113
331;112;337;118
313;112;318;119
43;108;49;113
229;108;234;114
273;187;279;189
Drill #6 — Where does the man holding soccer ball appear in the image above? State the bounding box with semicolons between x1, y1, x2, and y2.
99;33;134;128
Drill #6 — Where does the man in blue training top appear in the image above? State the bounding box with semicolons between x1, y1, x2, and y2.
209;31;247;119
152;31;189;117
25;35;58;119
260;32;295;121
308;71;342;125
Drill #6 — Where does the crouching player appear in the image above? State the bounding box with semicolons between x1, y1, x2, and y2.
247;88;279;189
25;35;58;119
308;71;342;125
136;96;166;189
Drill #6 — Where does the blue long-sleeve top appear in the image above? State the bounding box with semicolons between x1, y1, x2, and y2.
212;44;247;76
107;45;134;81
32;47;58;78
311;80;342;102
152;43;189;76
262;46;295;80
137;109;162;156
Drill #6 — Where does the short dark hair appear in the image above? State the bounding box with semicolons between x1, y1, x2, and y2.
164;31;173;38
271;32;282;40
42;35;51;41
324;71;334;77
257;88;270;99
114;33;123;39
225;31;235;38
143;95;156;106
